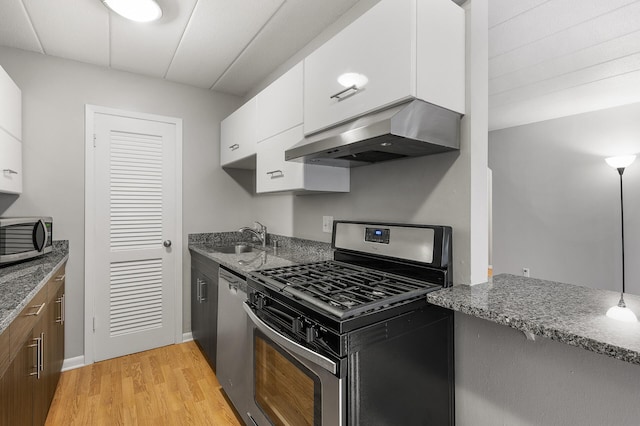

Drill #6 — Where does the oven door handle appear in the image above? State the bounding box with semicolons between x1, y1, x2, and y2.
243;303;338;375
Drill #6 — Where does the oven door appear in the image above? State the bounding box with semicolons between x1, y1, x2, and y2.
243;304;345;426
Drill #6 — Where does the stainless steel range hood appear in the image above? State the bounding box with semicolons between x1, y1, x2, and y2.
285;99;462;167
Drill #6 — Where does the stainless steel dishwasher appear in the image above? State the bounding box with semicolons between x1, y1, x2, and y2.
216;266;250;421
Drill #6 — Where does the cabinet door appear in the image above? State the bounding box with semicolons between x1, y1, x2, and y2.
220;98;257;168
46;280;65;408
0;367;8;426
32;317;48;426
256;126;305;193
256;62;303;142
191;266;204;346
201;266;219;370
303;0;414;135
256;125;350;193
9;332;36;426
0;131;22;194
0;65;21;141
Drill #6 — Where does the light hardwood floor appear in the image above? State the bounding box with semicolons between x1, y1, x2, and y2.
45;341;242;426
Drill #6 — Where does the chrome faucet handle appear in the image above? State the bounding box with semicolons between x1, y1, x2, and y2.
254;221;266;231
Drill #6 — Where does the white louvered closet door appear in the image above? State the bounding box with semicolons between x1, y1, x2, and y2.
93;113;176;362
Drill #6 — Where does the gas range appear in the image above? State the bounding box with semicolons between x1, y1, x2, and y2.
244;221;455;426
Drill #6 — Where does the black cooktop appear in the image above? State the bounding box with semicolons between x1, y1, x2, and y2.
249;260;442;319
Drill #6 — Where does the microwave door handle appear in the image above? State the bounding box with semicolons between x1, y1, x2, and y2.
243;303;337;375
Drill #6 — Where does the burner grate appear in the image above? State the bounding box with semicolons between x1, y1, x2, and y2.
252;261;440;319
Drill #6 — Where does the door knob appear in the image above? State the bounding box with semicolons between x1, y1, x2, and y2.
163;240;172;247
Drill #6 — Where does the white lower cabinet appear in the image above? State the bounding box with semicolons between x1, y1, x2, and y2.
256;125;349;194
0;130;22;194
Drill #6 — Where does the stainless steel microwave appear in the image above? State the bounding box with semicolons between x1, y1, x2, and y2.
0;217;53;265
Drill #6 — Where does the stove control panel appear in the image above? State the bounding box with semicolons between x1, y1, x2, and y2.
365;227;390;244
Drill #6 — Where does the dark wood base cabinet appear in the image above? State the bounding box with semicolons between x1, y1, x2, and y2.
0;262;66;426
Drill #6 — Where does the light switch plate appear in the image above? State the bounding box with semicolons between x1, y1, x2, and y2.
322;216;333;233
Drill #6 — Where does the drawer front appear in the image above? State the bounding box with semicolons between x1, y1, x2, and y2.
256;126;305;193
9;285;47;360
303;0;414;135
0;131;22;195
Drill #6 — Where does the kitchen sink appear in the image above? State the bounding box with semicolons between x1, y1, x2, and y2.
213;243;254;254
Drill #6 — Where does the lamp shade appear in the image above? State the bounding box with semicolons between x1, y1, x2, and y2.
606;305;638;322
102;0;162;22
605;155;636;169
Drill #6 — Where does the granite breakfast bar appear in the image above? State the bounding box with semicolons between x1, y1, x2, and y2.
427;273;640;366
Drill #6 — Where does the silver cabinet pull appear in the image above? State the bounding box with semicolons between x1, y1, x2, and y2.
27;302;46;316
229;144;240;151
28;336;42;379
3;169;18;174
163;240;172;248
196;278;202;302
266;170;284;179
330;84;359;100
40;332;44;372
61;293;65;324
55;274;65;281
56;297;63;324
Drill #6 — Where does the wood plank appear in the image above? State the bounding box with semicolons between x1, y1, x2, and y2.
45;341;242;425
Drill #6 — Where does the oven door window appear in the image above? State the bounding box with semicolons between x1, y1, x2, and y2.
254;330;321;426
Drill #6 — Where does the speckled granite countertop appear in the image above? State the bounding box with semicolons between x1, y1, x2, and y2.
0;241;69;335
189;232;332;276
427;273;640;365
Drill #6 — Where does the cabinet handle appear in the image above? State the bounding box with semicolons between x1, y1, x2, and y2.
62;294;65;324
330;84;359;101
196;278;201;302
266;170;284;179
26;302;46;316
3;169;18;175
55;274;66;281
28;336;42;379
56;295;65;324
40;332;45;372
229;144;240;151
56;297;63;323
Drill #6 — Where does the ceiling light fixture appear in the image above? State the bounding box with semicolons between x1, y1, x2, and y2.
102;0;162;23
605;154;637;322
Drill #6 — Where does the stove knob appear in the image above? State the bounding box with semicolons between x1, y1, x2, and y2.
305;326;317;344
293;318;304;334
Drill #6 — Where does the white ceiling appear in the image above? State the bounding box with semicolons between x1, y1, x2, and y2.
3;0;637;130
489;0;640;130
0;0;363;97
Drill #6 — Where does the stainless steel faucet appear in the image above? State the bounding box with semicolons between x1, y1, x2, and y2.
238;221;267;247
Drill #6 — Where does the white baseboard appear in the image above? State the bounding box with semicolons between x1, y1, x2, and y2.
182;332;193;342
62;355;86;372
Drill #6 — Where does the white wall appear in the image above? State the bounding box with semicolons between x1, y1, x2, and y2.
455;313;640;425
489;101;640;295
0;46;249;359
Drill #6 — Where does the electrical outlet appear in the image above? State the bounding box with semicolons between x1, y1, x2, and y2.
522;267;530;277
322;216;333;233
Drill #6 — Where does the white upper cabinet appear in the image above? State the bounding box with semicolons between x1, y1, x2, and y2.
256;125;349;194
220;98;257;169
0;65;21;141
0;131;22;194
0;65;22;195
303;0;464;135
256;62;303;142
